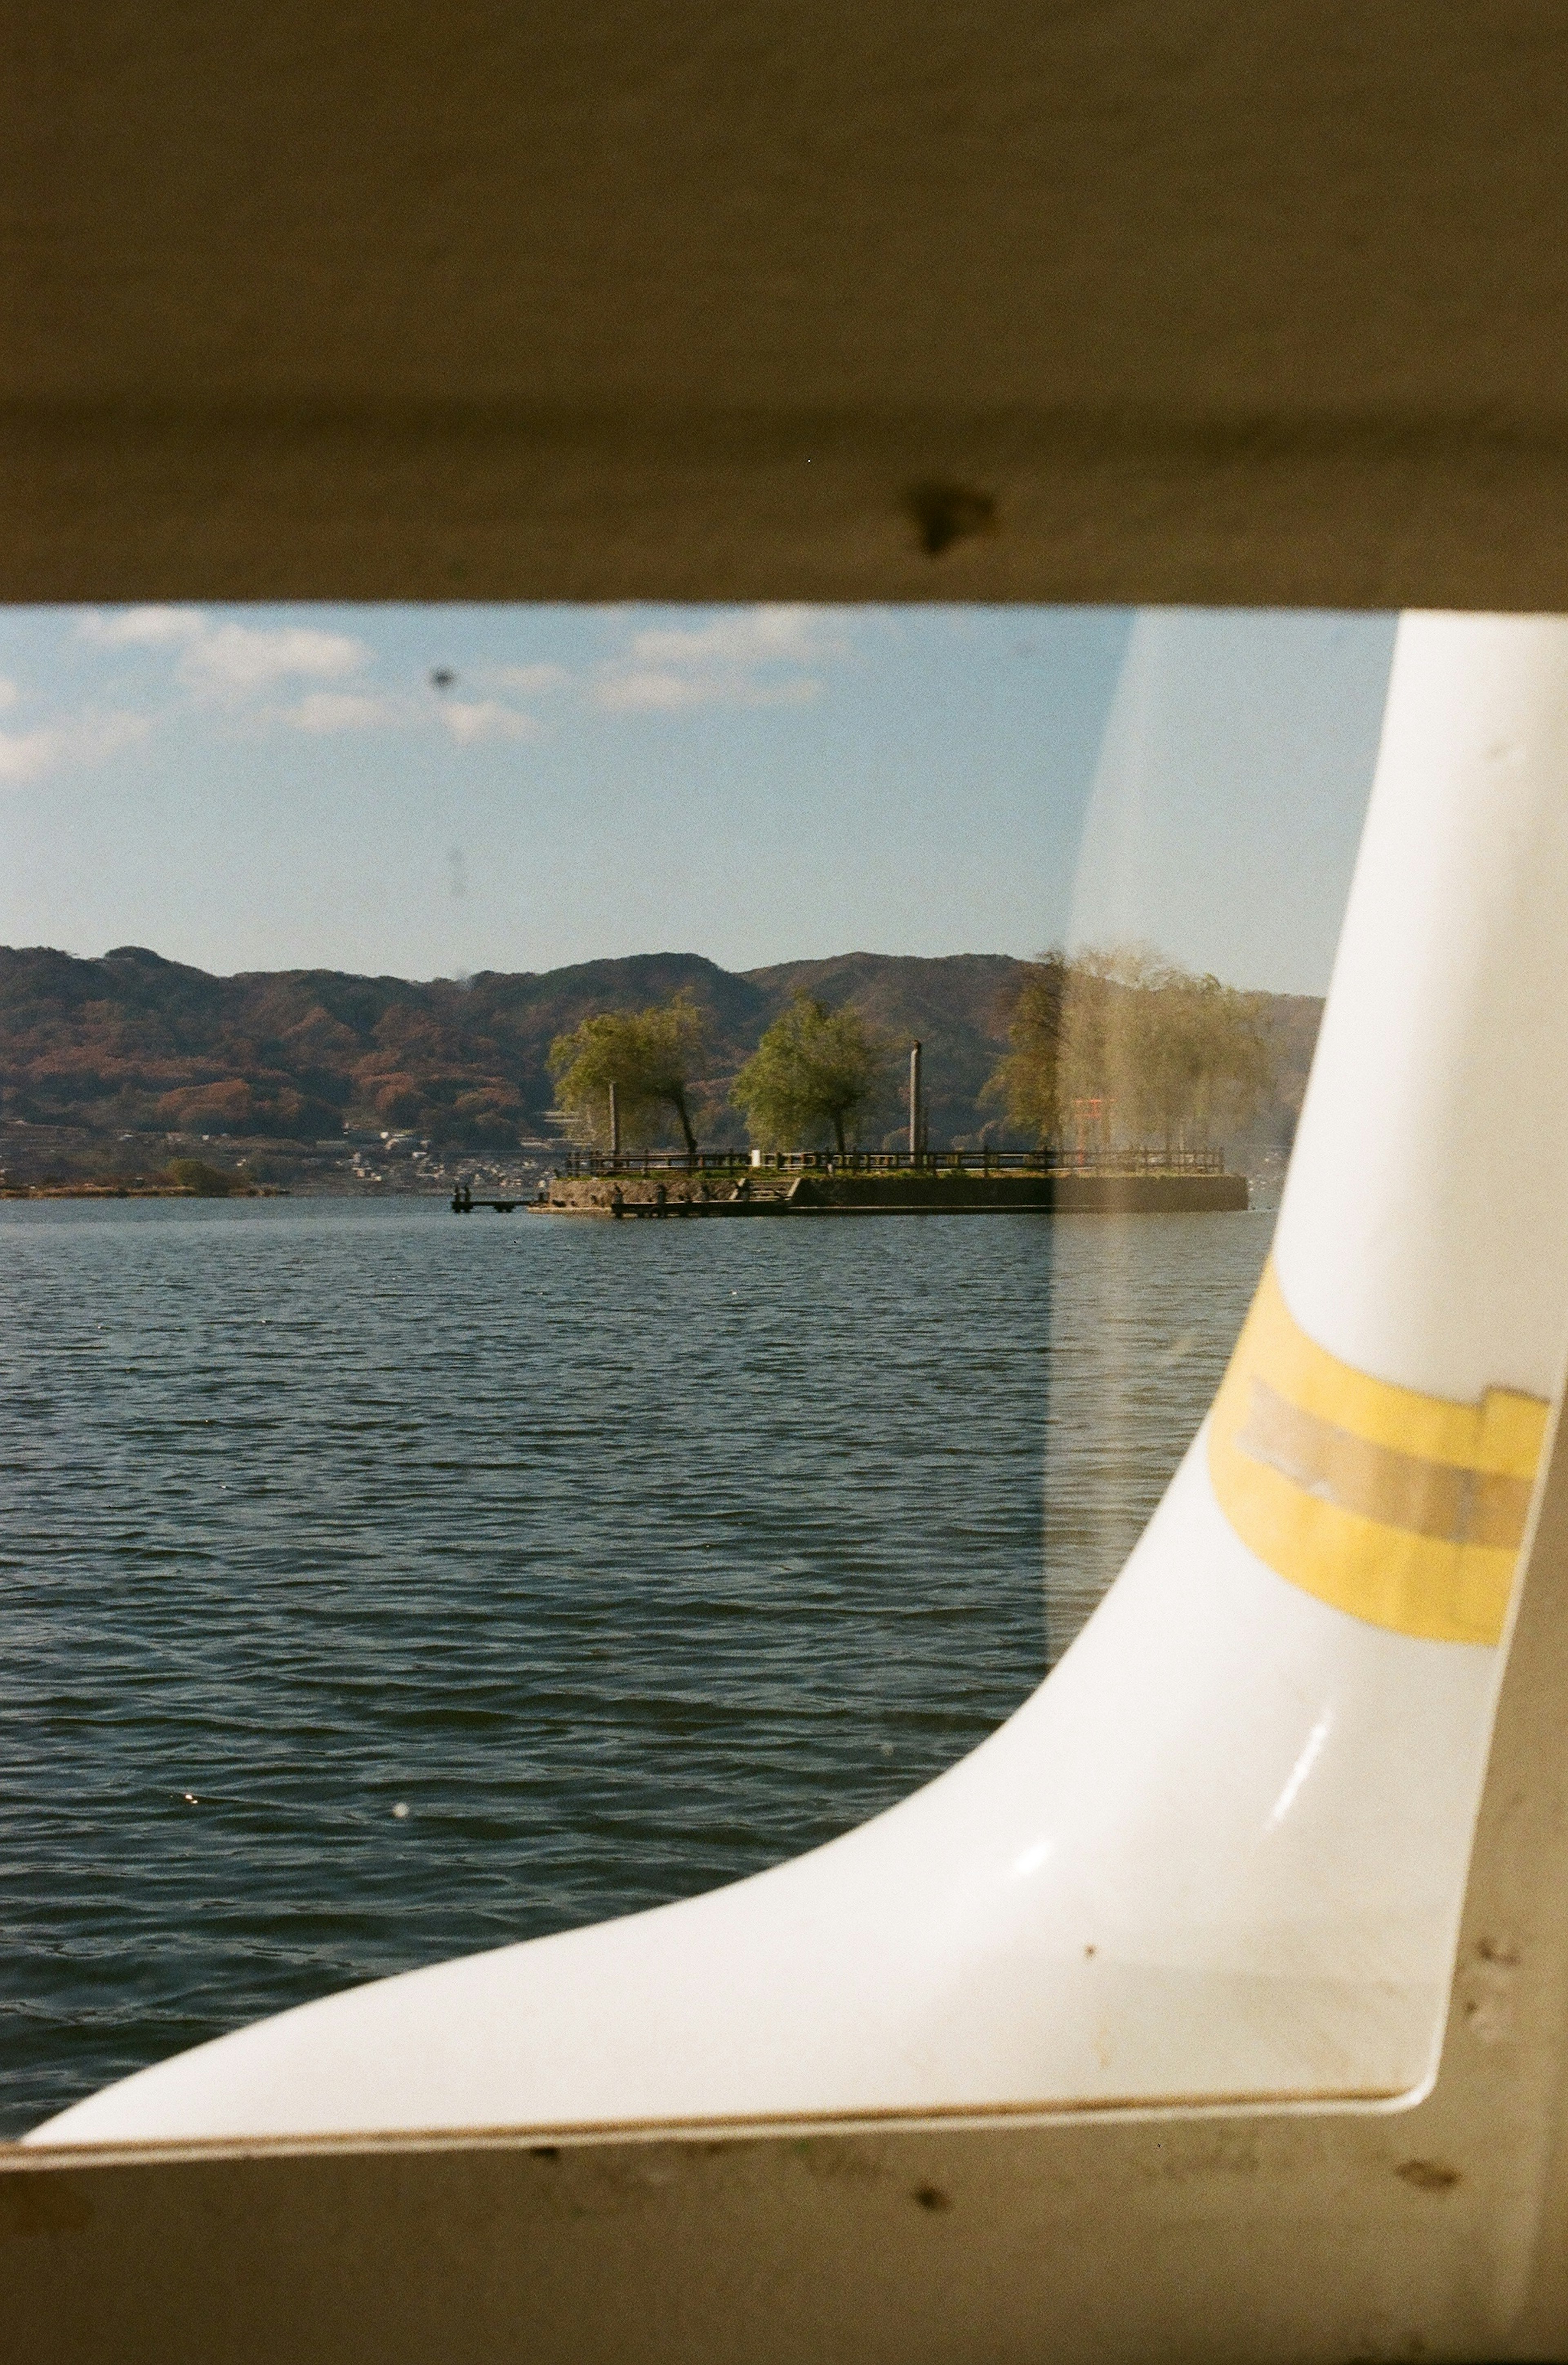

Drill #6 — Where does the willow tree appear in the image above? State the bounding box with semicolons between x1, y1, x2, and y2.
983;954;1070;1143
1148;967;1272;1150
1071;950;1272;1152
732;995;887;1155
989;947;1272;1153
548;991;706;1153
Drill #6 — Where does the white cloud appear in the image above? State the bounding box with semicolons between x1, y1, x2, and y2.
66;603;847;753
282;688;541;742
628;606;843;669
0;710;149;785
181;621;368;693
594;604;847;715
78;606;369;694
595;670;715;714
79;606;206;649
490;662;569;695
287;691;409;733
595;668;820;714
0;677;18;711
439;699;541;744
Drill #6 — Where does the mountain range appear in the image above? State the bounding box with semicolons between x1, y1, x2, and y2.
0;944;1322;1174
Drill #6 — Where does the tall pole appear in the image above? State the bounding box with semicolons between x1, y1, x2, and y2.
608;1080;620;1161
909;1040;922;1163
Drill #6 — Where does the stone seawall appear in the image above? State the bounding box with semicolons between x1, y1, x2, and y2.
540;1172;1249;1216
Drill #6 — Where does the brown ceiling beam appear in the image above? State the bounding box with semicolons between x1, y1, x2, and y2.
7;3;1568;605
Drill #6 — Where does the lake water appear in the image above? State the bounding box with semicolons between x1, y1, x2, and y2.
0;1198;1272;2137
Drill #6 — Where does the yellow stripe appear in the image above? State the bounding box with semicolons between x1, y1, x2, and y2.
1207;1261;1548;1645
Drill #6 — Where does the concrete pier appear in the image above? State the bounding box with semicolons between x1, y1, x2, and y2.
537;1171;1249;1217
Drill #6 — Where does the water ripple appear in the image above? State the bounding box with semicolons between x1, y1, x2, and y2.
0;1198;1268;2132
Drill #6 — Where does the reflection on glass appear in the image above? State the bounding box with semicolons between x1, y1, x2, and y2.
1042;607;1395;1657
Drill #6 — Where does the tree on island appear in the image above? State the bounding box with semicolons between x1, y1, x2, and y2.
982;954;1070;1142
1091;951;1272;1154
732;995;889;1154
160;1157;237;1196
987;946;1272;1153
548;991;706;1153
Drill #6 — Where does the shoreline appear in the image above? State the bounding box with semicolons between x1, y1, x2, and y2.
0;1182;286;1200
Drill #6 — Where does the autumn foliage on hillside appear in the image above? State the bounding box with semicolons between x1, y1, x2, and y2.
0;946;782;1151
0;943;1323;1160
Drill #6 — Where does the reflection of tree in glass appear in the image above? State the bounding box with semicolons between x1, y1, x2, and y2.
982;955;1071;1142
548;992;706;1153
988;948;1273;1156
731;995;890;1155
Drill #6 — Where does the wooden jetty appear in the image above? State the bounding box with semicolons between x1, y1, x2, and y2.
450;1185;528;1214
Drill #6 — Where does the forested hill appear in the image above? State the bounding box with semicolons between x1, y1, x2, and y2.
0;943;1321;1162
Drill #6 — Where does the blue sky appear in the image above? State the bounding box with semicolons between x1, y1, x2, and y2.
0;603;1397;993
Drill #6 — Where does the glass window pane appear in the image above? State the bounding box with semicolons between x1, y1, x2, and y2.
12;600;1534;2144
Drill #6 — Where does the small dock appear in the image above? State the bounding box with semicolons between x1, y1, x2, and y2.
520;1153;1248;1219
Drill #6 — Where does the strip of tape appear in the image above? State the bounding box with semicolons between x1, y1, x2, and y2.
1207;1260;1548;1645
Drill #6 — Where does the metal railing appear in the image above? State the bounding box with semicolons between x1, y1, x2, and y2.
558;1145;1227;1178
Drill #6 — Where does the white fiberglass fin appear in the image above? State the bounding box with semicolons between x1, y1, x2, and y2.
29;612;1568;2147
